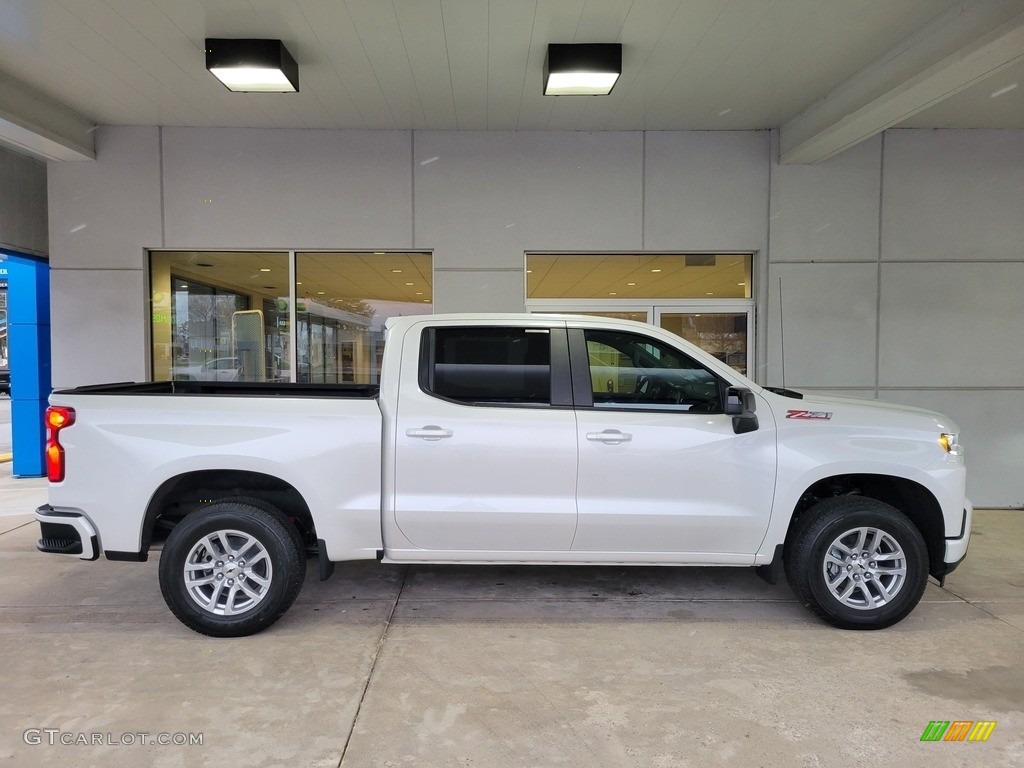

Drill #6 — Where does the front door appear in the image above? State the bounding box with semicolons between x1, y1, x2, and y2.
571;325;776;558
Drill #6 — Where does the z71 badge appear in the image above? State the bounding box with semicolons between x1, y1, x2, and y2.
786;409;833;420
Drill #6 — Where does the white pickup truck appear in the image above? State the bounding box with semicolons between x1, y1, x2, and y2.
35;314;971;637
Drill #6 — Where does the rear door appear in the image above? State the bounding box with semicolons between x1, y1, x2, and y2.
391;321;579;553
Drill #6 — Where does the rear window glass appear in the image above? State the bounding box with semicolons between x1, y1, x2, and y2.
423;327;551;405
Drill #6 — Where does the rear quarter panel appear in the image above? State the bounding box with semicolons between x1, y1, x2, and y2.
47;393;384;558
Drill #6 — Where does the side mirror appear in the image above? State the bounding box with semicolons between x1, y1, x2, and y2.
725;387;758;434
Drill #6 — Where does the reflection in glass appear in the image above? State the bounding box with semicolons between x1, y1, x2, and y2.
150;251;289;383
527;253;752;299
150;251;431;384
660;313;748;374
295;252;432;384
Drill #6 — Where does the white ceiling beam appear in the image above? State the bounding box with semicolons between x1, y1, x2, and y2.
780;3;1024;165
0;72;95;161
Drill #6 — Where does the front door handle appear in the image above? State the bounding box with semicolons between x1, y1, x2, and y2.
406;425;454;441
586;429;632;445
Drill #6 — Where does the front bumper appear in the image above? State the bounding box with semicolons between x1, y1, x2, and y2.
937;499;973;579
35;505;99;561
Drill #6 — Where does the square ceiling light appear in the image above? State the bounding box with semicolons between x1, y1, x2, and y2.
544;43;621;96
205;38;299;93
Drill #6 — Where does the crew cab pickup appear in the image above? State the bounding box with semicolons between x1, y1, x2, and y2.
35;314;971;636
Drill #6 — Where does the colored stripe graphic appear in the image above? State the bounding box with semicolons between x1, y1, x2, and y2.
944;721;973;741
967;721;997;742
920;720;997;742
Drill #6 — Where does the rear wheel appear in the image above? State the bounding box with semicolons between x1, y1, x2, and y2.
158;501;305;637
785;497;929;630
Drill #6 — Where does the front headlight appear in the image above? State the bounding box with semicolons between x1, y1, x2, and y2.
939;432;963;456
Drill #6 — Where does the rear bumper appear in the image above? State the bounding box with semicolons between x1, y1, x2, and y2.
35;505;99;561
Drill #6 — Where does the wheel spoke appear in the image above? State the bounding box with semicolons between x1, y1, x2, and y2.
245;550;269;568
874;565;907;577
873;578;894;604
207;579;227;609
221;583;243;615
838;581;857;602
877;547;904;563
246;571;271;588
233;534;259;559
865;528;883;557
825;553;847;568
830;540;855;557
185;573;217;588
854;582;875;607
238;581;262;601
852;528;868;553
198;534;222;558
216;531;233;555
828;570;849;589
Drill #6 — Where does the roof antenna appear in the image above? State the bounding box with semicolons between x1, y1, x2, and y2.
778;277;786;389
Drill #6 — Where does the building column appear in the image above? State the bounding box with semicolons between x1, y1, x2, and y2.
5;252;50;477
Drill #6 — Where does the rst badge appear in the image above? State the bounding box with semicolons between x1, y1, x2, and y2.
786;410;833;421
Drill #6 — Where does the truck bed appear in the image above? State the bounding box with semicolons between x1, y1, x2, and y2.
54;381;381;398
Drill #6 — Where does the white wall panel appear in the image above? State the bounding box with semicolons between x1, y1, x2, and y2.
433;269;526;313
414;132;643;270
883;130;1024;261
0;145;47;256
644;131;770;251
50;269;146;388
162;128;413;250
878;262;1024;387
766;263;878;388
769;135;881;263
47;126;161;268
881;389;1022;508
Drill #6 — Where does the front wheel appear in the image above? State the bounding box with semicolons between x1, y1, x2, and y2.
785;497;929;630
159;501;306;637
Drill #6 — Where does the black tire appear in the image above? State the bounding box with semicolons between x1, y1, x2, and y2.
785;497;929;630
158;501;306;637
216;495;310;550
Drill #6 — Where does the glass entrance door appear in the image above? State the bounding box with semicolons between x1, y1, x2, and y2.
656;307;751;376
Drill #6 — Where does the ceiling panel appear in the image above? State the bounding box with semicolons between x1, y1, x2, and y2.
0;0;1019;137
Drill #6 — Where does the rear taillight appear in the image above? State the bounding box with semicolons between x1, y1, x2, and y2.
45;406;76;482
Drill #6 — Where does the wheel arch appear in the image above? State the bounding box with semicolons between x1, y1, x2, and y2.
785;473;945;578
142;469;316;555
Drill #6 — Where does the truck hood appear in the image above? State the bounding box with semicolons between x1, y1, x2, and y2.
766;390;960;432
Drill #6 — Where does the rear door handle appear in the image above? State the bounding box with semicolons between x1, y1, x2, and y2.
406;425;454;441
586;429;632;445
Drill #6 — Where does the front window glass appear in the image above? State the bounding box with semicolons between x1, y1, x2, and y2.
585;330;722;412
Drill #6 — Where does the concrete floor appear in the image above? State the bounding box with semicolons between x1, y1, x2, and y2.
0;466;1021;767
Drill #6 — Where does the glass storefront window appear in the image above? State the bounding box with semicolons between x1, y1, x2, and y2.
151;251;289;383
295;252;432;384
150;251;432;384
527;253;751;300
525;253;755;376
